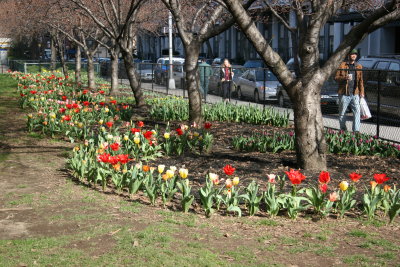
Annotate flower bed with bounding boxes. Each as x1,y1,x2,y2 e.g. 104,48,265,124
9,70,400,223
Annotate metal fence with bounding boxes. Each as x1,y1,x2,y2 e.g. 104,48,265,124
101,62,399,143
4,59,400,143
8,60,101,74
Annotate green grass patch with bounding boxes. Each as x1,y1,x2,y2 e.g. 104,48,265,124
255,219,279,227
343,254,371,265
0,74,18,97
27,132,45,139
7,193,34,206
0,152,10,162
348,229,369,238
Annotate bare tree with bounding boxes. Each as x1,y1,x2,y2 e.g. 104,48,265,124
222,0,400,169
161,0,256,124
67,0,163,104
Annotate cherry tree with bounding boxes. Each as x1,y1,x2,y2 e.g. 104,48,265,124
222,0,400,169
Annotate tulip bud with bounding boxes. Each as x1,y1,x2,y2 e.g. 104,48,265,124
158,165,165,174
134,137,140,144
339,181,349,191
225,179,233,189
179,168,189,179
166,169,174,179
384,185,391,192
370,181,378,190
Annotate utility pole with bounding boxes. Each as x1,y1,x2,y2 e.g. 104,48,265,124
168,11,175,90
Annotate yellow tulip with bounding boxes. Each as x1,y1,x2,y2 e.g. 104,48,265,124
339,181,349,191
49,112,56,119
232,177,240,186
99,119,104,125
166,169,174,179
193,131,199,137
158,165,165,174
164,132,170,139
179,168,189,179
123,135,129,141
134,137,140,144
77,122,83,128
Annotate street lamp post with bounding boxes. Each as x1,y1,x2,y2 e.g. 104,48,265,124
168,11,176,90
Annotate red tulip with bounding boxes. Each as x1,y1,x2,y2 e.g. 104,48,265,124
349,172,362,182
62,95,67,101
373,173,390,184
285,169,306,185
319,183,328,193
117,154,130,164
223,164,235,176
97,153,111,163
318,171,330,184
204,122,212,129
110,143,120,151
83,101,90,106
143,131,153,140
131,128,140,134
137,121,144,127
110,100,117,105
176,128,183,136
106,121,113,128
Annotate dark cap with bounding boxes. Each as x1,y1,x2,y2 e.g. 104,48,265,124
349,49,358,55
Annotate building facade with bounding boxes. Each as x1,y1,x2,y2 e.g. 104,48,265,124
137,10,400,64
0,37,11,64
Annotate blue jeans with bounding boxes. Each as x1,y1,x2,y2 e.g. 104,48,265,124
338,94,360,132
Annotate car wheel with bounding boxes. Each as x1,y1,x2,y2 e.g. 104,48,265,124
254,90,260,103
237,87,242,100
278,93,285,107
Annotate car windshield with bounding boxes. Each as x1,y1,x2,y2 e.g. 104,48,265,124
255,70,278,81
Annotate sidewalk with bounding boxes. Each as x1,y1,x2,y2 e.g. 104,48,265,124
119,79,400,143
0,64,9,74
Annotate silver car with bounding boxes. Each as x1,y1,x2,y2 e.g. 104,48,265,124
236,69,280,103
137,64,154,82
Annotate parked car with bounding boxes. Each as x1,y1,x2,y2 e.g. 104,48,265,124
276,77,339,110
235,69,280,103
172,63,185,88
357,55,400,122
154,57,185,85
208,65,244,97
136,63,154,82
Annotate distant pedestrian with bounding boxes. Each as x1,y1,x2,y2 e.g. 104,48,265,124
199,58,212,98
335,49,365,133
220,59,234,102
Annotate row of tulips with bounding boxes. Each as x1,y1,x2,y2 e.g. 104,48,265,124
69,142,400,222
11,71,213,156
147,95,290,127
232,129,400,158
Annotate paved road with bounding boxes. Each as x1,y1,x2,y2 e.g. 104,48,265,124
121,79,400,143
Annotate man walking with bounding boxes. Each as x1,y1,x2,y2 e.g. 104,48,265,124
335,49,365,133
199,58,212,98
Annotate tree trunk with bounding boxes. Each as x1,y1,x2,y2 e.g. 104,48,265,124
109,46,120,95
57,43,68,77
292,81,327,170
86,53,96,89
184,44,203,125
50,36,57,71
75,46,81,86
121,50,146,107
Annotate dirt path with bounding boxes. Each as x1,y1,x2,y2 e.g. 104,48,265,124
1,78,400,266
